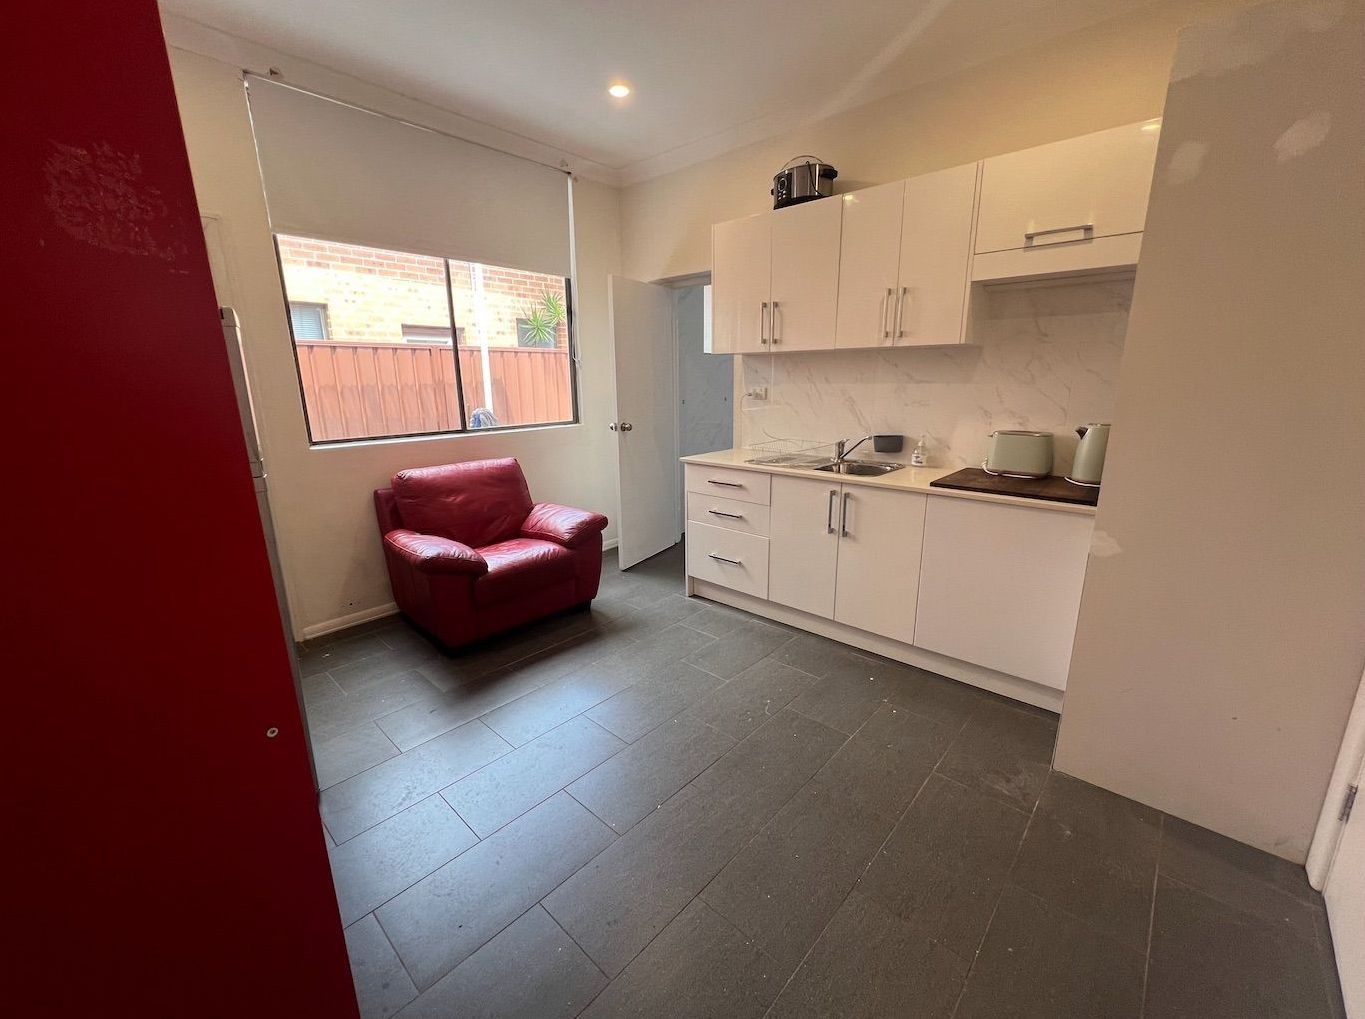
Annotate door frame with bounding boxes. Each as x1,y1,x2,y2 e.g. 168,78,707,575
1308,665,1365,889
1304,665,1365,889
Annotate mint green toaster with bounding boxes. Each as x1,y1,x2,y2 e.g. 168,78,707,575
983,430,1054,478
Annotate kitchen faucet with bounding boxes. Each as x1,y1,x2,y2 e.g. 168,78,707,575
834,435,874,461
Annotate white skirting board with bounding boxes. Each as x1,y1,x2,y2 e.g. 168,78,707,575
300,602,399,641
688,578,1064,714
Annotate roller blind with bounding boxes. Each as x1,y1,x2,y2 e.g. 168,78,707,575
246,77,571,276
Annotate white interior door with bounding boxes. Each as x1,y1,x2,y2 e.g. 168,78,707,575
1327,751,1365,1017
609,275,679,569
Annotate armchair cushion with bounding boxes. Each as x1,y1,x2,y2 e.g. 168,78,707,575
521,503,609,549
384,530,488,577
474,538,575,606
392,458,533,549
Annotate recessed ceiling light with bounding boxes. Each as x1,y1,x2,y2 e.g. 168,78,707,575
608,83,631,99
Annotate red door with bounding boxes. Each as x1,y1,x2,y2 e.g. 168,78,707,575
6,2,358,1015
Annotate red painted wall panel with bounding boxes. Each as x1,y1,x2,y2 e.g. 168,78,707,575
5,2,359,1015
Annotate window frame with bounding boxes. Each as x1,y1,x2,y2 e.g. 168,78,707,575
288,301,330,340
273,234,580,446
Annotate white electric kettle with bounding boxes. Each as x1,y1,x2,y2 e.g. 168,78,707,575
1067,423,1110,486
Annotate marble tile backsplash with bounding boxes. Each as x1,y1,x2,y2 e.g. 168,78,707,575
736,278,1130,475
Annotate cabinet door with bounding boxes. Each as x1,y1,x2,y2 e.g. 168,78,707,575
974,121,1161,255
833,487,926,644
896,163,978,346
768,475,840,617
914,498,1093,690
834,182,902,349
770,198,841,351
712,214,771,353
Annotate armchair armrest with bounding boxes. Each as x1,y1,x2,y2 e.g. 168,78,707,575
383,529,488,577
520,503,608,548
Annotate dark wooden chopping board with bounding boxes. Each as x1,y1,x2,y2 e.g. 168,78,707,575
930,467,1099,507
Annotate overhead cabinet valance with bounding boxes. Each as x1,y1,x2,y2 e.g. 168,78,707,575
710,120,1160,353
246,77,572,276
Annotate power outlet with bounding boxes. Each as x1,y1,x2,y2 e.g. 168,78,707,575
744,386,769,401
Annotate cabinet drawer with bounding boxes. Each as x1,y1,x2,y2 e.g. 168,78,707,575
686,491,770,537
685,522,769,599
684,465,771,505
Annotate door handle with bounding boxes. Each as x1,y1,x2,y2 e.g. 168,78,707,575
707,479,742,488
771,301,781,345
608,422,617,431
882,288,893,339
759,302,769,346
840,491,851,537
707,509,744,519
1024,223,1094,245
826,489,837,534
707,553,742,565
619,422,633,431
895,286,909,339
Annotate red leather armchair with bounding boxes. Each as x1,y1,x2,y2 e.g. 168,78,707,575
374,458,608,650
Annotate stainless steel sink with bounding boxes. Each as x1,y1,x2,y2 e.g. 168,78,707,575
812,460,906,476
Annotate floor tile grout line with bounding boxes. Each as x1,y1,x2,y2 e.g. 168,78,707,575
570,715,860,991
368,906,423,1000
760,759,943,1018
1140,813,1165,1018
542,901,615,990
949,764,1047,1019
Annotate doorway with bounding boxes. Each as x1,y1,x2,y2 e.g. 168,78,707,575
675,283,733,530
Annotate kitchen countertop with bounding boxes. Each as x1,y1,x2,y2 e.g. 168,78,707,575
681,448,1098,516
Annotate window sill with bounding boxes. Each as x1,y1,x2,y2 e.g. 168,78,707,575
307,419,581,452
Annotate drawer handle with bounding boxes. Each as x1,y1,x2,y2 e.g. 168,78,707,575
707,509,745,519
707,480,742,488
1024,223,1094,245
707,553,743,566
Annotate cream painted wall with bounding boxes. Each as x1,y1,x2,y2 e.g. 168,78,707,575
1054,0,1365,863
167,46,622,639
619,0,1257,284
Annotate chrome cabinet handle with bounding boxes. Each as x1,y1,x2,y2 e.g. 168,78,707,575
619,422,633,431
1024,223,1095,244
895,286,909,339
759,302,769,345
771,301,781,345
840,491,851,537
881,287,894,339
707,509,744,519
707,553,742,565
826,489,837,534
707,479,742,488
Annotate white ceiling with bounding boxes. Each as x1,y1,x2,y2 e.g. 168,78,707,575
161,0,1161,183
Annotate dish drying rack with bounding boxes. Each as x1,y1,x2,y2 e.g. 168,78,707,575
743,438,834,468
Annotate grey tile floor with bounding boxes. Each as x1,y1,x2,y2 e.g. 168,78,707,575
301,544,1347,1019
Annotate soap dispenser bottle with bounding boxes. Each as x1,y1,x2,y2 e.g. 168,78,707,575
910,435,929,468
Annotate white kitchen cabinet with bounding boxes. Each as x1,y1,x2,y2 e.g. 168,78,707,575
834,165,978,349
769,199,842,351
896,163,979,346
768,475,926,642
972,121,1160,281
834,181,903,349
685,521,770,599
711,213,771,353
914,498,1093,691
833,486,926,644
767,475,840,617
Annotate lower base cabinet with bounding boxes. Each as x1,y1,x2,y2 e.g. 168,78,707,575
767,475,925,643
913,497,1093,691
833,485,925,644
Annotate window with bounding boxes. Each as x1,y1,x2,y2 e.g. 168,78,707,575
402,325,456,345
289,302,328,340
275,234,577,443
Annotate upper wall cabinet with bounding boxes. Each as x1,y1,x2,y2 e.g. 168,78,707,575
971,120,1161,282
711,213,770,354
711,199,840,353
835,163,979,348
